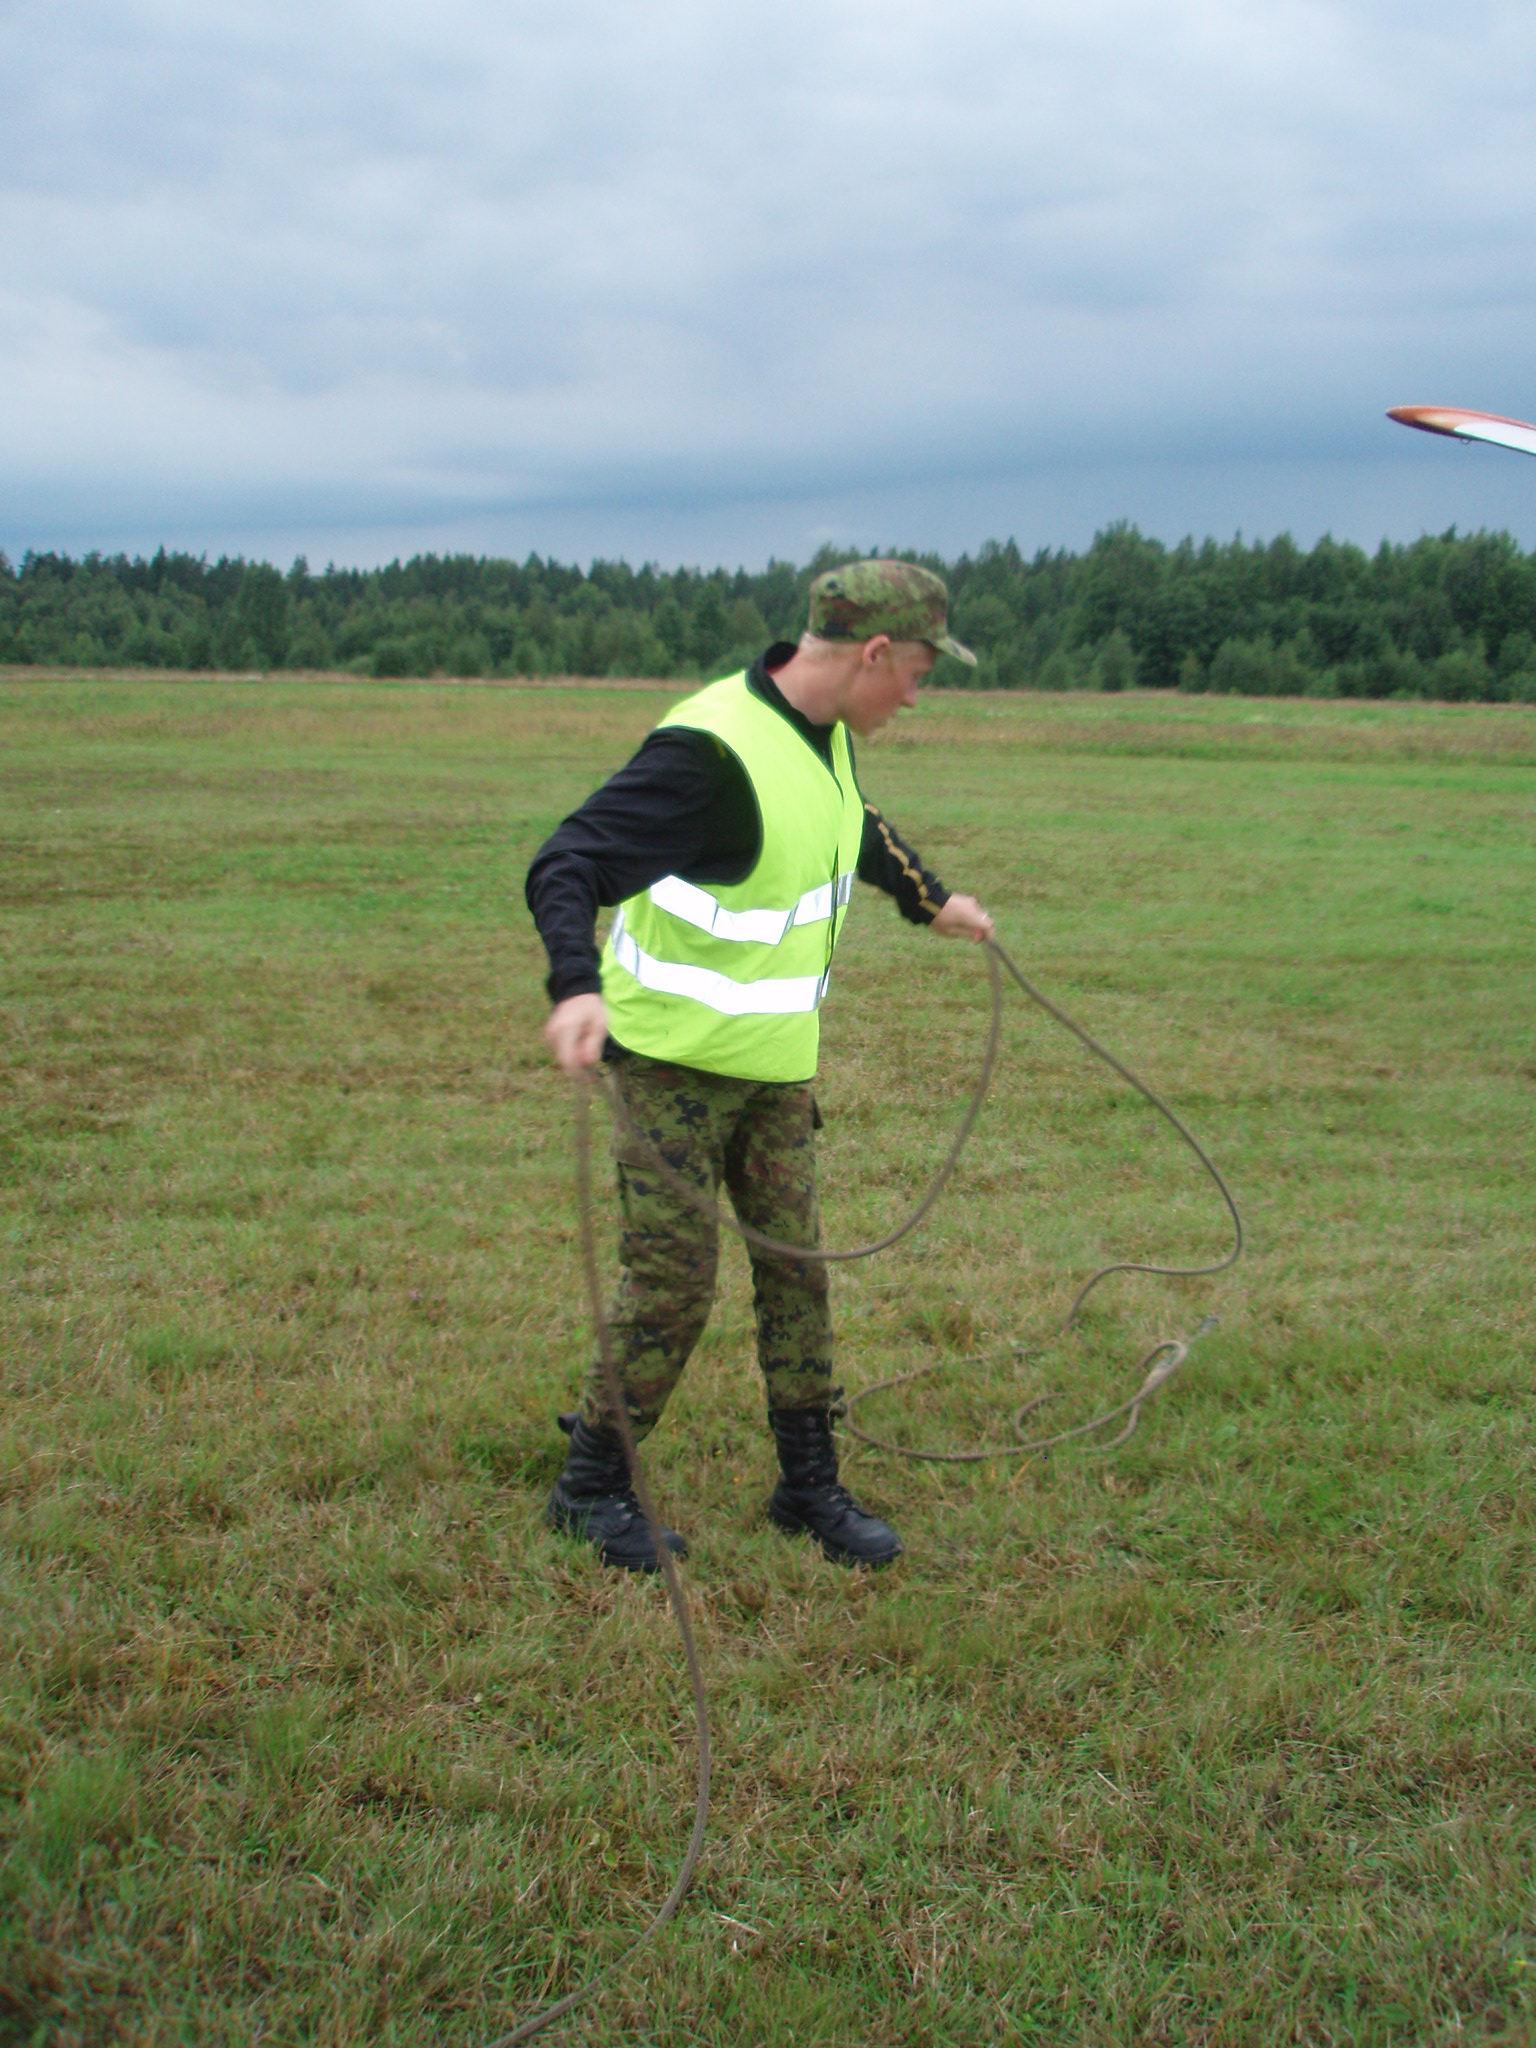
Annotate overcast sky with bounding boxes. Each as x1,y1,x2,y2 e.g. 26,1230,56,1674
5,0,1536,569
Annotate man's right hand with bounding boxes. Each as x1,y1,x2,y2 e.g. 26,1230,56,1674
544,992,609,1075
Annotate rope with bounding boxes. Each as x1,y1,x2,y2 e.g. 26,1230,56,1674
841,1316,1220,1464
595,938,1005,1265
495,935,1242,2042
840,939,1242,1461
486,1079,711,2048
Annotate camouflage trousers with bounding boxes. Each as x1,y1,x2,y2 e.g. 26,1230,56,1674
578,1052,832,1440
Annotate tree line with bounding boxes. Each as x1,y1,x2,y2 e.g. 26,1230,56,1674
5,524,1536,701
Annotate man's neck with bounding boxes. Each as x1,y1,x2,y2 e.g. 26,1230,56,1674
768,644,854,728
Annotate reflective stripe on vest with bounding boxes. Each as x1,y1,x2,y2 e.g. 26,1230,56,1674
647,870,854,947
610,908,831,1015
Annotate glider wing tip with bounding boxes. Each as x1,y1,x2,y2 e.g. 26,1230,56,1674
1389,405,1456,436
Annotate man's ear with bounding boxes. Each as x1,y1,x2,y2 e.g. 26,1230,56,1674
859,634,892,666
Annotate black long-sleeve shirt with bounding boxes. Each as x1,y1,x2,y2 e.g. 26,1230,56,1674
526,644,950,1003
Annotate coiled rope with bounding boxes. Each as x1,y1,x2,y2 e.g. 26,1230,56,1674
492,934,1241,2044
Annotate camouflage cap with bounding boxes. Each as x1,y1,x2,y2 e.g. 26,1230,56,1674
808,559,976,664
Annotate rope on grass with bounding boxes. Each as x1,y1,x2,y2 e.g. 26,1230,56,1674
487,1078,710,2048
840,940,1242,1462
841,1315,1221,1464
495,935,1242,2043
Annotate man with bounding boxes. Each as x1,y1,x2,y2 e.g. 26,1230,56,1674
526,560,995,1572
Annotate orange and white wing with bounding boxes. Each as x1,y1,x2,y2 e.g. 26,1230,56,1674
1389,405,1536,458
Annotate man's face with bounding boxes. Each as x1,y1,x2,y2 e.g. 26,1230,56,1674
842,639,937,735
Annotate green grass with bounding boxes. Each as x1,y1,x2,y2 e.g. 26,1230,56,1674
2,672,1534,2046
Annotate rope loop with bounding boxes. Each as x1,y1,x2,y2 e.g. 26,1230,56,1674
495,937,1241,2044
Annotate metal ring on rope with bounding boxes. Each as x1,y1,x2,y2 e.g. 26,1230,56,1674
493,935,1242,2044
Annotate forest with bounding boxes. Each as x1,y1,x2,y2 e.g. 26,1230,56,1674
5,524,1536,701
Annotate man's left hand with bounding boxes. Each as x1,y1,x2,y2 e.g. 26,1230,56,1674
930,894,995,942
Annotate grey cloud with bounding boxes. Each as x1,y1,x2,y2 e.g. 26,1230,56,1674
4,0,1536,562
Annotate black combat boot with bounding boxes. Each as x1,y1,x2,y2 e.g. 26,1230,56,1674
545,1415,688,1574
766,1403,903,1568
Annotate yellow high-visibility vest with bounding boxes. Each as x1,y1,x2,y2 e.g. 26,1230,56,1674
600,672,866,1082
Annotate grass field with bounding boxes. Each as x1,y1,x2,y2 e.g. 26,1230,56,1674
2,671,1534,2046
